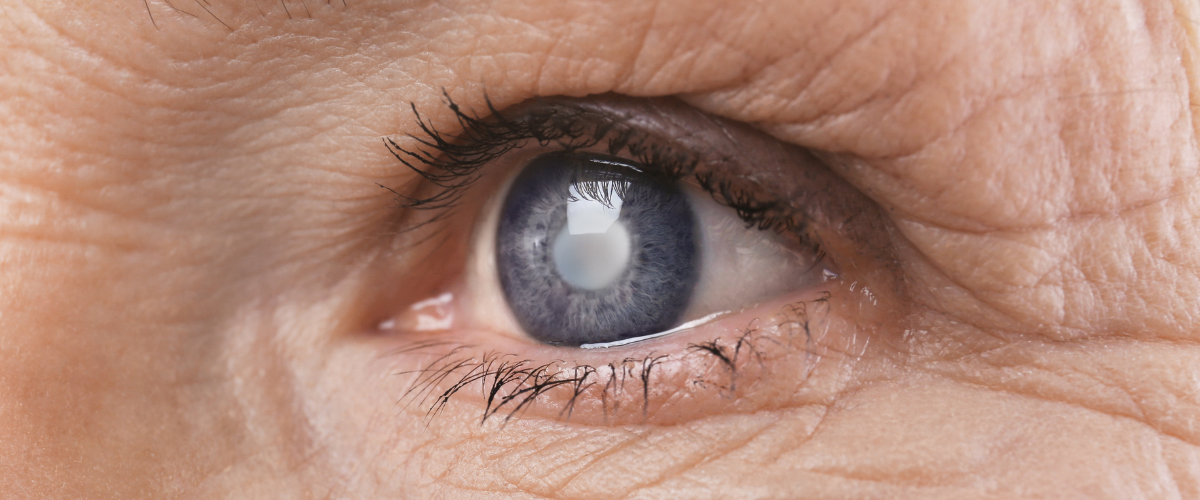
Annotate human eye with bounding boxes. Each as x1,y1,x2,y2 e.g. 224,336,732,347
371,95,893,426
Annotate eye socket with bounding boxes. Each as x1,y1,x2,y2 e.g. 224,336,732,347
373,95,893,425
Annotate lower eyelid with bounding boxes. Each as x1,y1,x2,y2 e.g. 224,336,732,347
382,287,871,427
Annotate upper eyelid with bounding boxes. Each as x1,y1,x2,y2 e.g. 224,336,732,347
381,93,891,265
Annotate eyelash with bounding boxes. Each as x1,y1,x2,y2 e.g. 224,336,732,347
391,292,831,426
381,93,823,258
380,94,836,424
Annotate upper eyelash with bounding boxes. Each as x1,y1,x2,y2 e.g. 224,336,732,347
381,92,825,258
381,93,655,213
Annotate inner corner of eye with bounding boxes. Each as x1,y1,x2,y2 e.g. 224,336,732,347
476,151,822,349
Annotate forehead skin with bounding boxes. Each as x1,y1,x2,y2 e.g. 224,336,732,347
2,0,1200,498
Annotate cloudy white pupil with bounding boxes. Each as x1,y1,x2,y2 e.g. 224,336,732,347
553,182,632,290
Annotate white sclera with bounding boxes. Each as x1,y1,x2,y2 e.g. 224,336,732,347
554,182,632,290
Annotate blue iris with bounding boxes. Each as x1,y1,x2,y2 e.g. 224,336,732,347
496,153,698,346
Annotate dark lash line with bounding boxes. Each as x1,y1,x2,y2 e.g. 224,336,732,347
392,295,830,426
380,92,824,252
397,347,669,426
381,93,597,211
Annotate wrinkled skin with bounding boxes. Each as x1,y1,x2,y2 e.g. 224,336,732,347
3,0,1200,498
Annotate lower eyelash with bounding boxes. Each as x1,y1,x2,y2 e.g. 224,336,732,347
390,292,833,426
403,349,670,424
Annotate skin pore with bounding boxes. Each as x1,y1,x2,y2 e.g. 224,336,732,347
3,0,1200,498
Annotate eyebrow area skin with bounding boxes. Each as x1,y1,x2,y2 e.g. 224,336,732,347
2,0,1200,498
